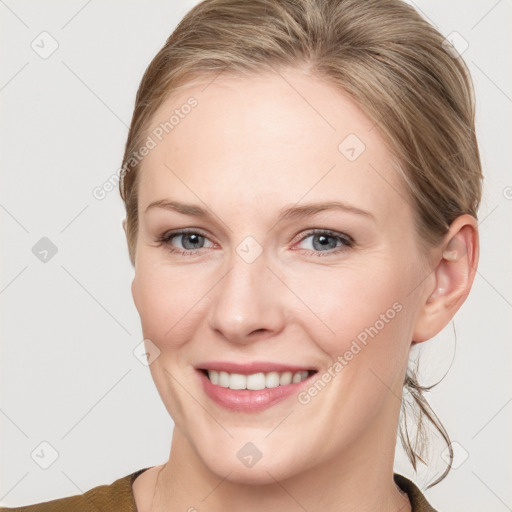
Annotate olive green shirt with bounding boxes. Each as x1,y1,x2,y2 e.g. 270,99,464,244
0,469,437,511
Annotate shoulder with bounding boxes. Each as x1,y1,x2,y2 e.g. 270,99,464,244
394,473,438,512
1,470,436,511
0,468,150,512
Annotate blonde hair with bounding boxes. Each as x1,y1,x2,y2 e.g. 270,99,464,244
119,0,482,485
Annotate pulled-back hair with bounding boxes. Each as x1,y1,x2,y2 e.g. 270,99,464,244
119,0,482,485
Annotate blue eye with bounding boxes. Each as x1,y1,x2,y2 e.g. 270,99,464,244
296,230,354,255
156,228,354,257
174,233,206,250
157,230,214,255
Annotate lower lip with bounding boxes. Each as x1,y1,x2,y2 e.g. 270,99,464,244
197,370,314,412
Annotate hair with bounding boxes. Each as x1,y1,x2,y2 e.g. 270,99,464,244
119,0,482,486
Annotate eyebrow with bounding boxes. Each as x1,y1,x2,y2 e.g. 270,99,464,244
145,199,375,221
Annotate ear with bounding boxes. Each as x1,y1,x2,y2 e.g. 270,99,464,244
122,218,127,236
412,214,479,343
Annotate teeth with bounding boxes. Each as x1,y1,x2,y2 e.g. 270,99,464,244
265,371,280,389
247,372,266,390
229,373,246,390
279,371,292,385
206,369,311,390
218,371,230,387
209,370,219,385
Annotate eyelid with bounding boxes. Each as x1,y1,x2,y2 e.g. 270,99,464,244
291,228,354,246
156,228,216,251
161,227,211,239
156,227,355,256
290,228,355,256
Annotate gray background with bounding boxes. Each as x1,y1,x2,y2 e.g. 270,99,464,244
1,1,511,509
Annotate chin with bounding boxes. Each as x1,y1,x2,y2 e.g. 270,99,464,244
209,458,300,486
194,437,311,486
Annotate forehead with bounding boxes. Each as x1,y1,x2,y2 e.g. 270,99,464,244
137,69,413,225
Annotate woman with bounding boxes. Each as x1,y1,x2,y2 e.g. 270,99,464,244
1,0,482,510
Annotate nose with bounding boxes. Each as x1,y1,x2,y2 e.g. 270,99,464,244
207,254,286,345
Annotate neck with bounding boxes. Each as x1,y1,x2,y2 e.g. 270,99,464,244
152,418,410,512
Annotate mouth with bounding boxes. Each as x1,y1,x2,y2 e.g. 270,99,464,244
195,362,318,412
199,368,317,390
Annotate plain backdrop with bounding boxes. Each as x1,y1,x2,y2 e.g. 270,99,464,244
1,0,511,510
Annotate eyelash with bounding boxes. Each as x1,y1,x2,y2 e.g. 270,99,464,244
156,228,355,258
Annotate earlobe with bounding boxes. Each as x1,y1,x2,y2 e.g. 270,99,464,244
122,218,127,235
413,214,479,343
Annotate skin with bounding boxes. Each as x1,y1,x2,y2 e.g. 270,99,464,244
126,68,478,511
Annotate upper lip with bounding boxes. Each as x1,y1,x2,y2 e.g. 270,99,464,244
195,361,318,374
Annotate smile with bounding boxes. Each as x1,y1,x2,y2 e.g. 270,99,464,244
195,362,318,412
203,369,314,390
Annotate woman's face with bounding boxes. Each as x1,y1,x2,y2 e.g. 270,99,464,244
131,69,433,483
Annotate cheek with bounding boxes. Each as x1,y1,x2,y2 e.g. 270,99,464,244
300,266,407,343
131,262,211,348
297,265,415,396
295,271,414,432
